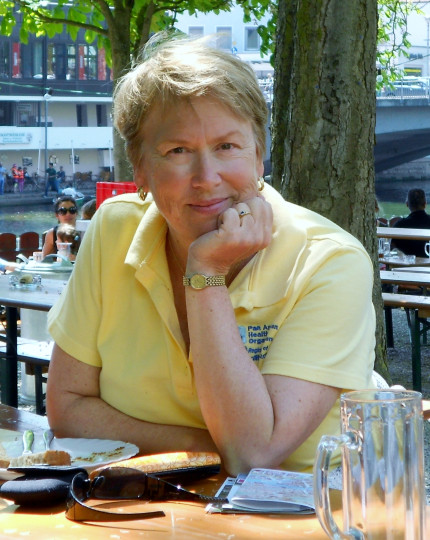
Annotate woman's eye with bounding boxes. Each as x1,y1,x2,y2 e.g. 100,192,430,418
171,147,185,154
220,143,233,150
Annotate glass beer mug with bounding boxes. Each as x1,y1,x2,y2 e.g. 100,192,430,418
314,389,426,539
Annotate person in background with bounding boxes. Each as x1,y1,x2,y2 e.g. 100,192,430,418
44,162,59,197
0,258,18,273
57,165,66,186
0,162,6,195
42,195,78,258
11,164,19,192
392,188,430,257
46,35,375,476
81,198,97,220
23,167,31,186
16,166,25,193
56,223,81,261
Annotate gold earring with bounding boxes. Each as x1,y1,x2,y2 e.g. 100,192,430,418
137,187,148,201
257,177,265,191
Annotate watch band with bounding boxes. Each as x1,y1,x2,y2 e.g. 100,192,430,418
183,273,226,289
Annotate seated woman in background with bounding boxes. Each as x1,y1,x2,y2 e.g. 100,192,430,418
56,223,81,261
46,35,375,476
42,195,79,258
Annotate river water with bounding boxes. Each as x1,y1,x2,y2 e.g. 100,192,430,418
0,178,427,236
0,204,55,237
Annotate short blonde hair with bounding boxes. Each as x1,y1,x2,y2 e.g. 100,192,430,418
113,34,268,169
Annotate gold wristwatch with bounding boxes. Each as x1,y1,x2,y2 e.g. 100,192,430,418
183,273,226,290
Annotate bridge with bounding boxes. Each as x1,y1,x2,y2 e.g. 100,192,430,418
375,97,430,172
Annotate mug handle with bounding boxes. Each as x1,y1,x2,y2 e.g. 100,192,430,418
313,432,363,540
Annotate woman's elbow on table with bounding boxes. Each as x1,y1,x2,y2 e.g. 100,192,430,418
46,343,101,436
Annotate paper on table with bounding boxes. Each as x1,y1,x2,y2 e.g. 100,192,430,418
206,468,316,514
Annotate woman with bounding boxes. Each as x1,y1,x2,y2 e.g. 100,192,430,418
46,36,375,475
41,195,79,258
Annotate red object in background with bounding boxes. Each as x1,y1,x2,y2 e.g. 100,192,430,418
96,182,137,208
12,43,20,78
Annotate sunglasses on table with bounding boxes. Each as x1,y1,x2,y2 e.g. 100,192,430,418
57,206,78,215
66,466,227,522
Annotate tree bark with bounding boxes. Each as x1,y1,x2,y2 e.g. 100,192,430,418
108,7,134,183
272,0,389,379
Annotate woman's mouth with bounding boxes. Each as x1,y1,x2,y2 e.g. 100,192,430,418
189,198,228,215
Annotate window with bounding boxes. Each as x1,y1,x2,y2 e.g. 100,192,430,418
20,41,44,79
189,26,204,37
0,102,13,126
78,45,97,80
96,104,107,127
216,27,232,50
77,104,88,127
67,45,76,79
245,28,260,51
0,42,9,78
47,43,56,79
32,42,43,78
16,102,38,127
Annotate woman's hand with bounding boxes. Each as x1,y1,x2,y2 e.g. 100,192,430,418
187,195,273,275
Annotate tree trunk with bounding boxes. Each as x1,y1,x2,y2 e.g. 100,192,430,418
272,0,389,380
109,10,135,183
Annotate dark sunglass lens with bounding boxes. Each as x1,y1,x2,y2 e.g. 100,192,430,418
57,207,78,215
92,468,148,499
71,472,90,500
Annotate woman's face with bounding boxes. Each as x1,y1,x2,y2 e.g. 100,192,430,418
55,201,78,226
135,95,264,246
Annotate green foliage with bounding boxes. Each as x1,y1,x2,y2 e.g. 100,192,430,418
255,1,422,87
377,0,422,86
1,0,270,71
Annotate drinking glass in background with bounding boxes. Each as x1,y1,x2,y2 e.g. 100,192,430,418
56,242,72,261
401,254,416,264
378,238,391,257
425,241,430,258
32,251,43,263
313,389,426,540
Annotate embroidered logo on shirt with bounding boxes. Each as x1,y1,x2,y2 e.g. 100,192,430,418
238,324,279,362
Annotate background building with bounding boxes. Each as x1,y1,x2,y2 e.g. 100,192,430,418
0,11,113,182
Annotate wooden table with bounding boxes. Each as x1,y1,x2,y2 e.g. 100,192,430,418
0,405,336,539
380,270,430,290
1,405,429,539
0,274,65,407
379,256,430,269
377,227,430,240
393,266,430,273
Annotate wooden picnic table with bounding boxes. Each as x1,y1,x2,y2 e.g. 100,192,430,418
0,404,429,539
379,256,430,269
380,270,430,289
0,405,335,539
377,226,430,240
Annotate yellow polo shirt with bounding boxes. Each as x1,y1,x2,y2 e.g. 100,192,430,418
48,184,375,472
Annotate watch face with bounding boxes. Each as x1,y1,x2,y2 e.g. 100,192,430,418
190,274,207,289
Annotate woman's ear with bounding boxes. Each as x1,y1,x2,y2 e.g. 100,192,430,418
134,167,150,193
257,157,264,179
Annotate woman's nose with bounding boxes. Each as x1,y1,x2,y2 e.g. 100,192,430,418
190,152,221,187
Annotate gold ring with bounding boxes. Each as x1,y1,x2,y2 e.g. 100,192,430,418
239,210,251,219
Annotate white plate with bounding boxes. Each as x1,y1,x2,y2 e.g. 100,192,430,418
0,430,138,478
51,438,139,470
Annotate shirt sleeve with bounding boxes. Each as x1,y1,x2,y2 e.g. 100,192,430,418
261,245,375,390
48,212,103,367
